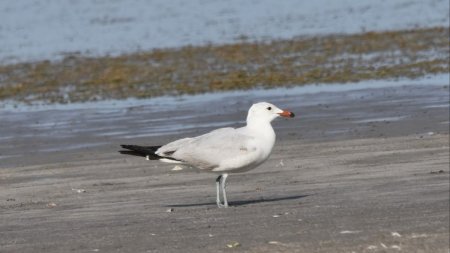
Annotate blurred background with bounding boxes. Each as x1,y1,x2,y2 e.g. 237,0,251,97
0,0,448,105
0,0,448,163
1,0,448,64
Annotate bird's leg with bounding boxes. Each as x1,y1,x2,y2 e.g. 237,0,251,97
215,175,223,207
220,173,229,208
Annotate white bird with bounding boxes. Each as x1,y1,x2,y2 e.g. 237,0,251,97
119,102,295,208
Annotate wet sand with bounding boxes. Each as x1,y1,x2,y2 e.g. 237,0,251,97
0,82,449,252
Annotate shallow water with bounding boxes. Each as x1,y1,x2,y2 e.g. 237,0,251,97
0,75,448,167
0,0,448,64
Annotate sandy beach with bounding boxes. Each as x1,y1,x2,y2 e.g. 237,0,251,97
1,1,449,252
1,80,448,252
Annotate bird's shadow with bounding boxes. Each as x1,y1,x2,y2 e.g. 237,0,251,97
167,194,309,208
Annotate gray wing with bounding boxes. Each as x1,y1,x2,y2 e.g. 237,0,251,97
156,127,256,170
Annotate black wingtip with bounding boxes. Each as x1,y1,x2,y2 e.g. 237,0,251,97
119,144,166,160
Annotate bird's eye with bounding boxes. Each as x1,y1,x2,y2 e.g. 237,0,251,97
267,106,272,110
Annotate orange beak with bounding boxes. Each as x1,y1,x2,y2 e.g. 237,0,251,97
278,110,295,118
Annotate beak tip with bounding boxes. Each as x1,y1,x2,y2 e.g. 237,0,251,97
278,110,295,118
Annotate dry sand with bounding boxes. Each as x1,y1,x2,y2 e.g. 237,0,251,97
0,83,448,252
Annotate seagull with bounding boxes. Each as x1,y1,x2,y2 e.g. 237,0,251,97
119,102,295,208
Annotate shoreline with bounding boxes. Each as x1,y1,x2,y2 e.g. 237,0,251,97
1,81,448,168
1,73,448,111
1,27,448,104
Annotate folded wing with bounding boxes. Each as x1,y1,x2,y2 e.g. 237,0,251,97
156,127,259,171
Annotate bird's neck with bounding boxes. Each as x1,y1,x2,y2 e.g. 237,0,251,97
246,119,276,141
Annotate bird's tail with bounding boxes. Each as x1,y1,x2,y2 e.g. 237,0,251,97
119,144,182,163
119,145,162,159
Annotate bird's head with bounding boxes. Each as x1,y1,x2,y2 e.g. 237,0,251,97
246,102,295,125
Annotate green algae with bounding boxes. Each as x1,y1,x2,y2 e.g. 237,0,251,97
0,27,448,104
